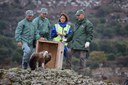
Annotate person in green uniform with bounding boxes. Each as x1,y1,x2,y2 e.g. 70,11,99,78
33,8,51,40
15,10,40,69
67,9,93,72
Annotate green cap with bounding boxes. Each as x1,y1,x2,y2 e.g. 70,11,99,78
40,8,48,14
75,9,85,16
25,10,34,16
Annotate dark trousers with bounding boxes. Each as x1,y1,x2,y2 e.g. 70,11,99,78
67,49,87,70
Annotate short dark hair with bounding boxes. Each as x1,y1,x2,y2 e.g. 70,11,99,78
59,13,69,22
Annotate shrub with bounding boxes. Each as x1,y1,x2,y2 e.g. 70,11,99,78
88,51,107,69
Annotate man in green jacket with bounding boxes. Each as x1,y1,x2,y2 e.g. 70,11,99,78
67,9,93,72
15,10,40,69
33,8,51,40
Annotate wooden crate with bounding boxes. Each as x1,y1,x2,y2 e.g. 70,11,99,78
36,40,64,69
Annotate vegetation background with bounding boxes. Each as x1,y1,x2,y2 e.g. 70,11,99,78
0,0,128,70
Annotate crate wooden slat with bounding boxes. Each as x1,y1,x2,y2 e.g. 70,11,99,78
36,40,64,69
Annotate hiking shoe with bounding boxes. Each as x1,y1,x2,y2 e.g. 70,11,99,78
22,62,28,69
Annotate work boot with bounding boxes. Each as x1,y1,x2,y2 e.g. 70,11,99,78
78,67,91,76
22,62,28,69
77,67,85,75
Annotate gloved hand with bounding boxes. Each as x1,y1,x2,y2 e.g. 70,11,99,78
62,37,67,42
85,42,90,48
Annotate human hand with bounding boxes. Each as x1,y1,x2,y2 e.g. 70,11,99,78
57,33,65,36
40,37,45,40
62,37,67,42
85,42,90,48
17,42,22,48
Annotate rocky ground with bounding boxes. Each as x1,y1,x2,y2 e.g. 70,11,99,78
0,68,119,85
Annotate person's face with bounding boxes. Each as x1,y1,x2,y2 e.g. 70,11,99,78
60,15,66,23
76,14,85,20
26,15,33,21
40,13,47,18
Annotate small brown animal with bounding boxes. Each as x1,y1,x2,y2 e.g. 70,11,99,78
29,51,51,70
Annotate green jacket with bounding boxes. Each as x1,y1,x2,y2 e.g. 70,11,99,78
67,18,93,50
15,18,40,44
33,17,51,40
